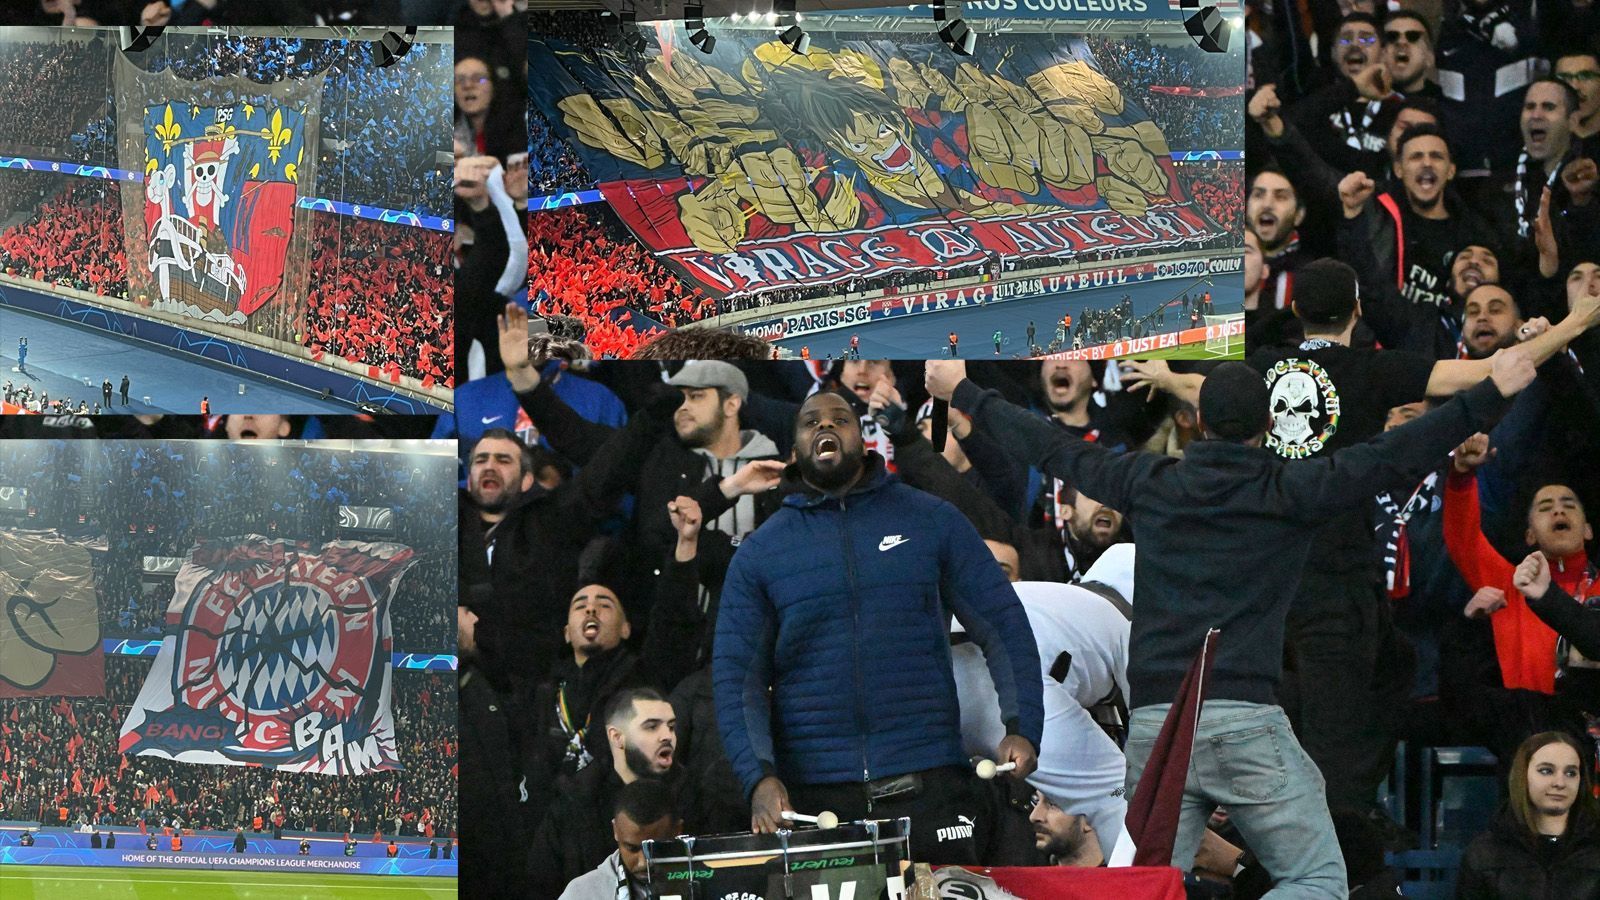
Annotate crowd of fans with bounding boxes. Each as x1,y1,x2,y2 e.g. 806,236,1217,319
529,108,594,198
0,176,453,390
465,278,1600,898
523,193,1237,361
0,177,126,298
528,205,703,359
0,663,457,838
1245,1,1600,353
1086,34,1244,152
452,3,530,386
515,18,1245,366
923,0,1600,893
1183,161,1245,236
0,39,109,157
304,214,454,389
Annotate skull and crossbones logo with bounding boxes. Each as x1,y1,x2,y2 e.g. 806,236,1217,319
1264,359,1340,458
1269,371,1319,447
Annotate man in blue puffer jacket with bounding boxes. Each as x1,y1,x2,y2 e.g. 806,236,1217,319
714,389,1045,865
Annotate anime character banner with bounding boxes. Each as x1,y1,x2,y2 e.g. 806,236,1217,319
118,538,414,775
529,30,1223,298
116,56,320,329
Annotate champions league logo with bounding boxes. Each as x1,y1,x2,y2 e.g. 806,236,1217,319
119,539,415,774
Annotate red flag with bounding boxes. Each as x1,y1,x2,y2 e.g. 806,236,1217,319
72,770,83,795
138,819,147,835
165,787,177,804
372,830,381,843
392,784,400,804
229,181,297,316
67,706,77,728
1126,628,1219,869
117,755,129,778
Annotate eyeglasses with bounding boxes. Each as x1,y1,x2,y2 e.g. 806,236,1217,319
1384,29,1425,44
454,76,490,87
1337,34,1379,46
1556,70,1600,83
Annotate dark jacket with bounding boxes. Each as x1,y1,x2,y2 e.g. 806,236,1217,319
525,581,705,791
951,377,1512,709
669,667,750,835
519,382,783,617
1456,804,1600,900
458,396,661,683
527,761,691,899
713,453,1044,796
1338,190,1496,313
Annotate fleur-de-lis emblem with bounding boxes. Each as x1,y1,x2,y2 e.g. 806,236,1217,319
284,145,302,183
266,109,292,164
249,163,260,179
243,103,255,121
154,104,182,155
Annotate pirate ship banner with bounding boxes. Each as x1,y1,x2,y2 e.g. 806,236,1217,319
115,55,320,332
528,31,1221,299
118,537,415,775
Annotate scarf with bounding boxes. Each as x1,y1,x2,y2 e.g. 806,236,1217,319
1514,150,1563,238
1376,472,1439,599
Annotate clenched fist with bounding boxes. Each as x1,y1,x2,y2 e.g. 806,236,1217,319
1247,85,1284,138
1338,171,1376,218
1512,551,1551,600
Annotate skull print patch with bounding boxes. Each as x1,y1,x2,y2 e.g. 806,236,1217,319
1263,358,1340,458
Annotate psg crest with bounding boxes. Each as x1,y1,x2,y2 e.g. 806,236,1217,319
119,537,416,774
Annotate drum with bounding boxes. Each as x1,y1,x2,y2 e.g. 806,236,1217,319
641,817,911,900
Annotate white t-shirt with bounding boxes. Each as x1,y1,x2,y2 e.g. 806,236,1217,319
951,579,1132,860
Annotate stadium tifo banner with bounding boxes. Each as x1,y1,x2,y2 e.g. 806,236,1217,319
0,530,105,698
735,255,1242,341
118,537,415,774
529,32,1227,298
115,56,321,337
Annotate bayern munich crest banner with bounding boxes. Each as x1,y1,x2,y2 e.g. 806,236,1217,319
529,30,1223,299
118,537,415,774
0,530,105,698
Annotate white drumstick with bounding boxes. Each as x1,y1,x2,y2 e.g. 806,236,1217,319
781,810,840,829
974,759,1017,780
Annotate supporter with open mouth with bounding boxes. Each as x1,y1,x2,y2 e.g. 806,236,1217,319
1381,13,1439,99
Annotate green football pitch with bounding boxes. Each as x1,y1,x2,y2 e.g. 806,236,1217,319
1135,331,1243,359
0,866,456,899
